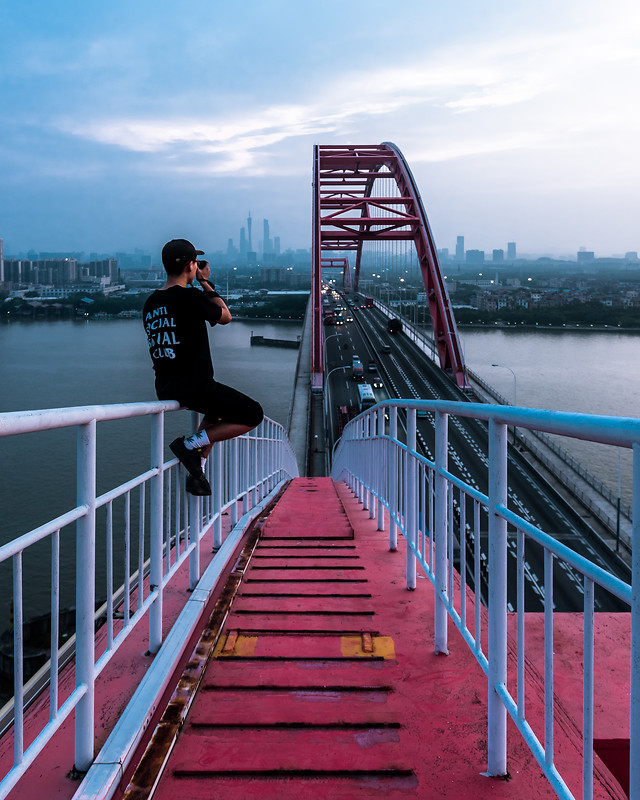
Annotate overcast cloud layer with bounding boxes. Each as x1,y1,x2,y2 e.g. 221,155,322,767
1,0,638,258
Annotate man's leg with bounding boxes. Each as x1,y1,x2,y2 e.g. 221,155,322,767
197,419,256,459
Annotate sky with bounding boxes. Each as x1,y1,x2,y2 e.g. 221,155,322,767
1,0,639,260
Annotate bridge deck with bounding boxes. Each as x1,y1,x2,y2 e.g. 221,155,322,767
117,478,627,800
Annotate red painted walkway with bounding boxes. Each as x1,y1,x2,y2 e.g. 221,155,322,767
115,478,628,799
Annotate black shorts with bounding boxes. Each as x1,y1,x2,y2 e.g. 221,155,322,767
177,381,264,428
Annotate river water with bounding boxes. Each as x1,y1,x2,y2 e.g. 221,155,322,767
460,326,639,506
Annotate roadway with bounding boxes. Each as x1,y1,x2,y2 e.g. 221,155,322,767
323,290,630,613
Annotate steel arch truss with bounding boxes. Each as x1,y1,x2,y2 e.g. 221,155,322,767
321,257,353,291
312,142,468,389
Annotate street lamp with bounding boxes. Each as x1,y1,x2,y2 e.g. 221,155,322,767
324,364,350,457
491,363,517,444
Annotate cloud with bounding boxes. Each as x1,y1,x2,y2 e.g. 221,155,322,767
50,16,640,180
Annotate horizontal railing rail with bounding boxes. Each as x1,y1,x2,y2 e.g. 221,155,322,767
0,401,299,799
331,398,640,800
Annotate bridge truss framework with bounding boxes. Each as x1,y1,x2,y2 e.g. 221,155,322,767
312,142,468,390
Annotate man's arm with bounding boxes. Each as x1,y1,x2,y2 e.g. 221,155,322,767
195,262,232,325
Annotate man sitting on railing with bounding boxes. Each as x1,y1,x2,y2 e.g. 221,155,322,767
143,239,264,496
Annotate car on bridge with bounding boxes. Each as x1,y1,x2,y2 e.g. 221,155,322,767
370,373,383,388
352,357,364,381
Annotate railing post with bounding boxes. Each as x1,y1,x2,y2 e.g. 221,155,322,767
368,412,376,519
252,426,259,506
229,438,240,527
242,434,249,514
214,442,223,549
75,419,96,772
487,418,508,776
189,495,200,590
631,442,640,799
362,414,370,513
434,410,449,654
377,407,385,531
357,418,365,506
149,412,164,654
406,408,417,590
257,421,264,501
230,437,238,525
389,407,398,550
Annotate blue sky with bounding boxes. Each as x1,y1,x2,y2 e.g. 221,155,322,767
1,0,638,259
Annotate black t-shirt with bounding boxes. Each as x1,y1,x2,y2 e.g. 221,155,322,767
143,285,222,399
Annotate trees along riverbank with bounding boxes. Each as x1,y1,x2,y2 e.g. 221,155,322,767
454,300,640,329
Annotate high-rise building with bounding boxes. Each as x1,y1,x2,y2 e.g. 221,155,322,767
247,212,253,253
493,249,504,263
239,227,247,256
465,250,485,265
274,236,281,255
263,219,271,256
507,242,516,261
455,236,464,261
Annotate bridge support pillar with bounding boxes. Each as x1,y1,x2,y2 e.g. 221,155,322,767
487,419,508,776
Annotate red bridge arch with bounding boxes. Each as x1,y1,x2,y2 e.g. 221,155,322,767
312,142,468,390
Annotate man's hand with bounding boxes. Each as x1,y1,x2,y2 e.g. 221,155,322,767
196,260,212,283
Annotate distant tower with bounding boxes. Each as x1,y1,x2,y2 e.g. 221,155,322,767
247,212,253,253
455,236,464,262
274,236,281,255
507,242,516,261
239,227,247,256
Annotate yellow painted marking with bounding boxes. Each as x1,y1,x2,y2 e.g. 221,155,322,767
232,635,258,657
222,630,238,653
341,635,395,660
213,633,258,658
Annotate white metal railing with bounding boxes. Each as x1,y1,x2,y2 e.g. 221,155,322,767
331,398,640,800
0,401,298,798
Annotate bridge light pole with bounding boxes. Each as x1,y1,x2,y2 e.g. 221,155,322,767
491,363,518,444
324,364,350,462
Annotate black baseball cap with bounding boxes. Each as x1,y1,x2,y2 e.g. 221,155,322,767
161,238,205,267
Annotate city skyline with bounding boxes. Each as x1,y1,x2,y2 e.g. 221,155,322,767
0,1,638,257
